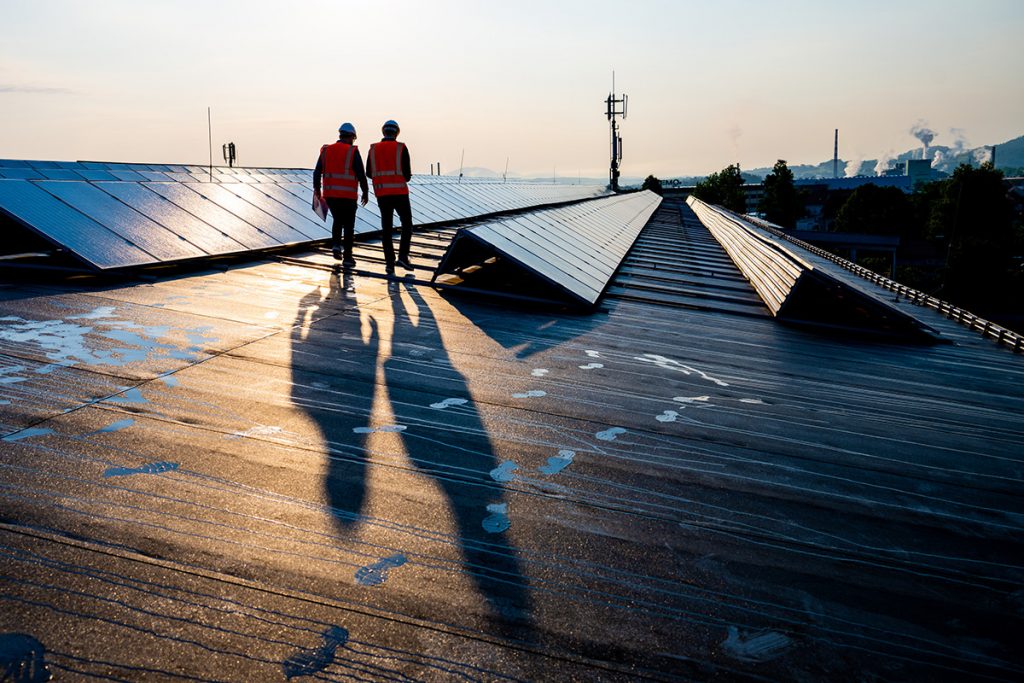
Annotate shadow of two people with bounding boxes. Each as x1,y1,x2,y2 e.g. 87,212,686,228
291,270,533,636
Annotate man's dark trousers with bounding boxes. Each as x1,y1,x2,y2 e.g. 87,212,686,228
326,198,357,259
378,194,414,265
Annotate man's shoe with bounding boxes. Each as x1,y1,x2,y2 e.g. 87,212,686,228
332,248,342,261
342,257,356,269
395,258,414,270
384,262,396,276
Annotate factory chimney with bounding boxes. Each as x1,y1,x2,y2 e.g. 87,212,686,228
833,129,839,179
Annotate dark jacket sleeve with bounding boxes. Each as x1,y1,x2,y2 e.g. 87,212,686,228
313,150,324,193
402,145,411,181
353,150,369,194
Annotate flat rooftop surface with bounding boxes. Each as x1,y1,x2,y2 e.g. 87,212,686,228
2,203,1023,681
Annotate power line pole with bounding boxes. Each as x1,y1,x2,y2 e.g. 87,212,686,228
605,72,627,191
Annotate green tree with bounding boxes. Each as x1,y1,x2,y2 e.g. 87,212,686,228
758,159,803,228
833,184,914,237
692,164,746,213
642,175,664,195
929,163,1015,308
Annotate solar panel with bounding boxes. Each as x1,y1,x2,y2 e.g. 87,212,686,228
435,191,661,305
39,169,86,180
144,182,277,250
183,183,309,244
96,182,247,255
37,180,208,261
218,182,325,241
0,168,42,180
78,170,119,181
110,170,147,182
0,179,150,268
273,184,378,235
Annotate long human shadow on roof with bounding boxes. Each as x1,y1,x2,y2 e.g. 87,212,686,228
384,280,535,637
290,270,376,530
290,271,534,639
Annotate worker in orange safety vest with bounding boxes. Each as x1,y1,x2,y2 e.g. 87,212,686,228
366,120,414,274
314,122,369,268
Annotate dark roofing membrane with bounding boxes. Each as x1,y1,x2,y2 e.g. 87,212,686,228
0,186,1022,680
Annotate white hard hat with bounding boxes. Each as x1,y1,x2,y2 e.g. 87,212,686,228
338,122,357,138
382,120,400,134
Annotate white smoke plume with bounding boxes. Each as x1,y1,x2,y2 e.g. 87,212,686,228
947,128,969,155
874,150,895,176
844,157,863,178
973,147,993,165
910,120,936,158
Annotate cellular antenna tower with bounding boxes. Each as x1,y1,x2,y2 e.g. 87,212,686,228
605,72,627,191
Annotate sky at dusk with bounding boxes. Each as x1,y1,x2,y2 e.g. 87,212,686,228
2,0,1022,178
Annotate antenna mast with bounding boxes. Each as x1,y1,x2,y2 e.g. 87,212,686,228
605,71,627,191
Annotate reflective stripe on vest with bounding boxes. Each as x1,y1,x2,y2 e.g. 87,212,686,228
322,142,359,200
368,141,408,196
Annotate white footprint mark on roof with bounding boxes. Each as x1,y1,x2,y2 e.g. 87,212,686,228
656,410,679,423
636,354,729,386
596,427,626,441
490,461,518,483
538,450,575,475
482,503,511,533
512,390,546,399
352,425,406,434
579,363,604,370
430,397,468,409
721,626,792,663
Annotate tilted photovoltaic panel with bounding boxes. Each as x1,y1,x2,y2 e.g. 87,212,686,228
435,191,662,306
0,179,151,269
218,182,326,241
144,182,279,250
277,183,379,235
182,183,309,244
36,180,209,261
96,182,248,256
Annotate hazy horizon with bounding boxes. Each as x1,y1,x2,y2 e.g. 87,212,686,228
2,0,1022,178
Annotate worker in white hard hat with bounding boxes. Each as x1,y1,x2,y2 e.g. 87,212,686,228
366,119,414,274
314,122,369,267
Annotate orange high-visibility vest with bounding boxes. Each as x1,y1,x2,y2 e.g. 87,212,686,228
368,141,408,196
321,142,359,200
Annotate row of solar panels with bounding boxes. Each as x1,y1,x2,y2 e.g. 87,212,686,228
0,158,306,184
435,190,662,305
0,161,607,271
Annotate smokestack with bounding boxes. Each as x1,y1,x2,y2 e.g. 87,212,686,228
991,146,997,167
833,129,839,179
